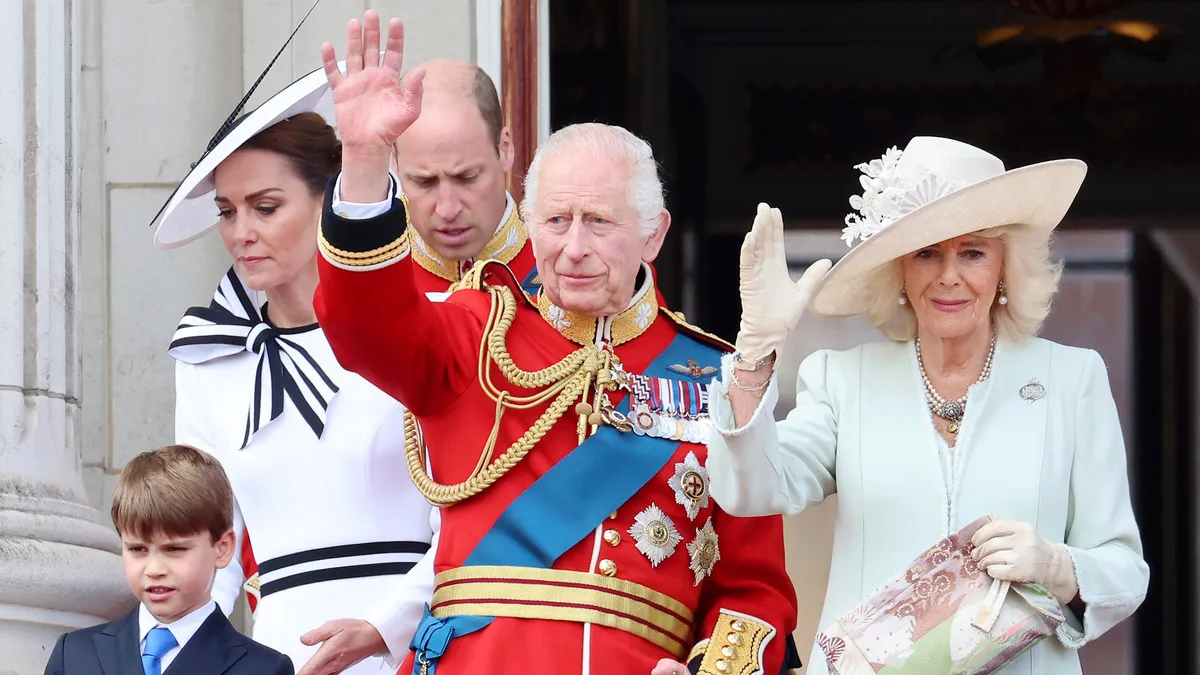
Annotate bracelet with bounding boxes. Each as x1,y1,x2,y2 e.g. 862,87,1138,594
732,351,776,372
729,369,771,398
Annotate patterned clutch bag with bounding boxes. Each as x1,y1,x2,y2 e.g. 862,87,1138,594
816,516,1065,674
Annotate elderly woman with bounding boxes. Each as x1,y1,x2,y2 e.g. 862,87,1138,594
707,136,1149,674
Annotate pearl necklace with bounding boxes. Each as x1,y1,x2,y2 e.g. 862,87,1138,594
914,334,996,434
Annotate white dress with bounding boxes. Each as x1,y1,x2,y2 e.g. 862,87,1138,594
170,269,434,672
706,338,1149,675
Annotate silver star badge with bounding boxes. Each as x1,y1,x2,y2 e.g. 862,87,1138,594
687,517,721,586
668,451,711,521
629,504,683,568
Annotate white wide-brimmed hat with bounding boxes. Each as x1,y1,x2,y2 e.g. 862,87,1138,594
810,136,1087,317
150,63,339,249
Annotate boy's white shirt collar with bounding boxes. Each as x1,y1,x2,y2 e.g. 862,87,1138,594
138,598,217,650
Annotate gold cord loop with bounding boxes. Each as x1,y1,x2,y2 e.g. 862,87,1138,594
404,284,620,507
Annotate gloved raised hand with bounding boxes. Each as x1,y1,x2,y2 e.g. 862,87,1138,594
971,519,1080,604
734,203,831,370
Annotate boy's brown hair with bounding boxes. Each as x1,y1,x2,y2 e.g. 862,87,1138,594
111,445,233,542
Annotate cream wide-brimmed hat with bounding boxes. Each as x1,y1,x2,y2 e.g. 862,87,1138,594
810,136,1087,317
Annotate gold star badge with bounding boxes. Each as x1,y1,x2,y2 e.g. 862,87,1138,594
687,517,721,586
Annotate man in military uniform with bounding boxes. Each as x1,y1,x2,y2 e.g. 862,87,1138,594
312,12,798,675
282,57,540,675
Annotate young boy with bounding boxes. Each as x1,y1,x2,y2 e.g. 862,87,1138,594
43,445,293,675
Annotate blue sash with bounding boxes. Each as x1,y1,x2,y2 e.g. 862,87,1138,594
410,332,722,674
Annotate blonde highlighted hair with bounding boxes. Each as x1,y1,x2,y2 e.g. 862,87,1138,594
111,445,233,542
864,224,1063,344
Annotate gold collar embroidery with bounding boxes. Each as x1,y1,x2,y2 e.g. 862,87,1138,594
403,192,528,283
535,264,659,347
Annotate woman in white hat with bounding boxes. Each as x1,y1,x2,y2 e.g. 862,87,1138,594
705,137,1148,674
153,68,434,673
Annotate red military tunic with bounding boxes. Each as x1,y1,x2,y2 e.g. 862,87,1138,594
315,197,797,675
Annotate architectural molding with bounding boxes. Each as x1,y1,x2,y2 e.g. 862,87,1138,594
475,0,504,95
1,1,133,672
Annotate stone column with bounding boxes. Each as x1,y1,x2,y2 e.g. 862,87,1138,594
0,1,133,672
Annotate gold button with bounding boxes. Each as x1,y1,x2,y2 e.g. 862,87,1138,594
730,619,746,632
721,646,737,659
337,211,349,218
598,559,617,577
603,529,621,546
727,633,742,646
716,660,731,673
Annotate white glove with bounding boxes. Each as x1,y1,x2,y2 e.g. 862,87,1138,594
971,519,1079,604
734,203,831,370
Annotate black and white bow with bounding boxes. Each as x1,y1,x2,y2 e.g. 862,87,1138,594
168,268,338,449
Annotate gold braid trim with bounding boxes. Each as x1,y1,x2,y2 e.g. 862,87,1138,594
404,284,618,507
317,220,411,268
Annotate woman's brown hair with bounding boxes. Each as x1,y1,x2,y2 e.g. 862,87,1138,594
239,111,342,195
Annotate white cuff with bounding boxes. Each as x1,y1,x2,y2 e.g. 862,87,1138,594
361,526,439,665
705,354,796,516
709,354,781,438
330,173,398,220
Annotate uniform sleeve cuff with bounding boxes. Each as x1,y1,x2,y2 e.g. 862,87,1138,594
318,173,411,269
331,172,397,218
696,610,776,675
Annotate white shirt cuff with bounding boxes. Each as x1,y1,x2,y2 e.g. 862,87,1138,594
361,509,441,665
330,173,398,220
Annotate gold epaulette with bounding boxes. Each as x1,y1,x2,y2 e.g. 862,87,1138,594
660,308,734,353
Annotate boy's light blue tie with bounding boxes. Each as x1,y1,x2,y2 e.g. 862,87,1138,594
142,626,177,675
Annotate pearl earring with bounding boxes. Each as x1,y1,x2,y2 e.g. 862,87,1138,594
898,286,907,305
998,281,1008,306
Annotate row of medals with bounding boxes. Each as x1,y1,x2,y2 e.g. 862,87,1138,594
626,367,711,444
594,361,712,444
630,402,710,444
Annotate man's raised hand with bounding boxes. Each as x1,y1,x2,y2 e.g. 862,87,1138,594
320,10,425,201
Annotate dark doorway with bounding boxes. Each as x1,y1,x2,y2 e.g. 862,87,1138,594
1131,234,1197,675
